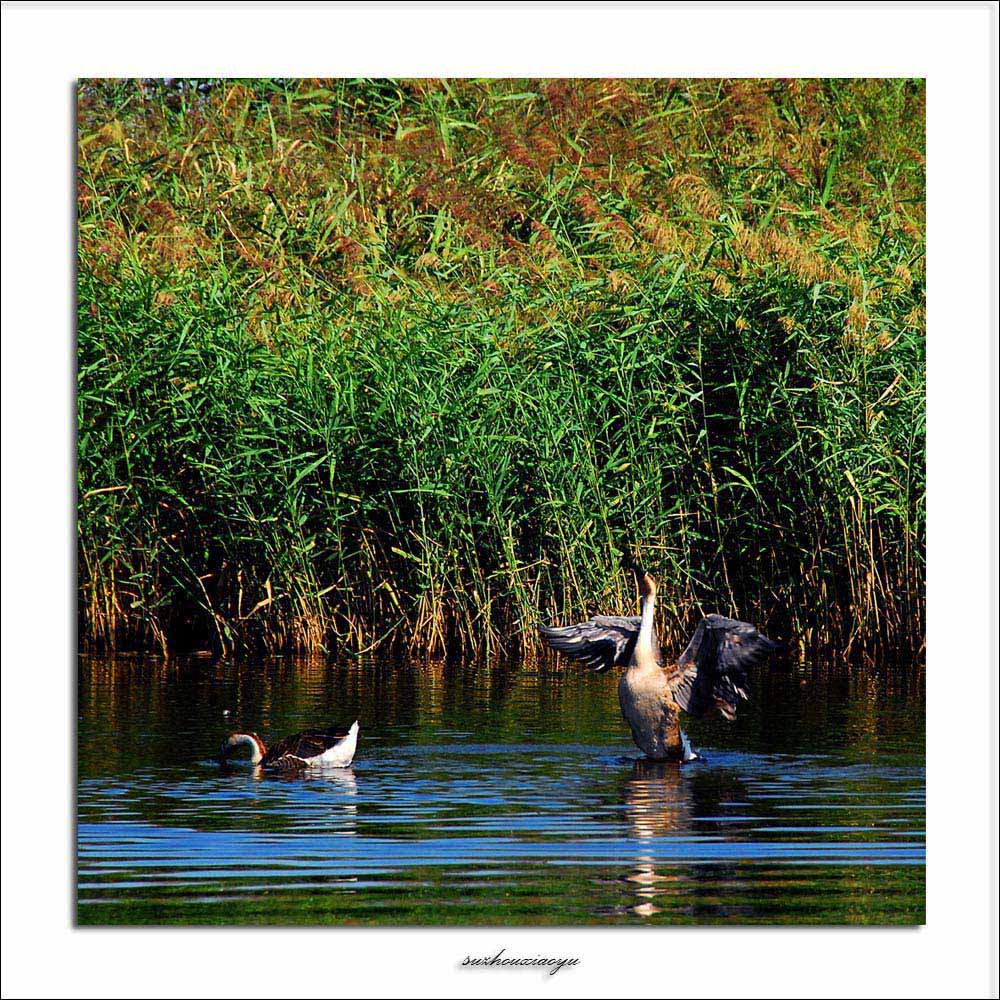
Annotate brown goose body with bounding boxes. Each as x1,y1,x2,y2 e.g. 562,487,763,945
219,721,359,769
539,566,778,761
618,656,681,760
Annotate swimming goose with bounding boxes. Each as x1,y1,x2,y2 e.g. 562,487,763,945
219,720,360,769
538,562,778,761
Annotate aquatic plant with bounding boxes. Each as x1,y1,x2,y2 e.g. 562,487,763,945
77,78,925,658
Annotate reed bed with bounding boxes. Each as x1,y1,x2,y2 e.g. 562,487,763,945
77,78,925,659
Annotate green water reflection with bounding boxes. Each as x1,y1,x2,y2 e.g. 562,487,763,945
78,655,924,925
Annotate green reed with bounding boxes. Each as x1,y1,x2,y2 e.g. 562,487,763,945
77,78,925,658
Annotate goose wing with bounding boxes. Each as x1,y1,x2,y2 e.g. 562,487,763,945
538,615,659,673
262,725,354,767
666,614,778,720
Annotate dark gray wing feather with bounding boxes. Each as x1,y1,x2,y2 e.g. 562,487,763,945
538,615,657,673
262,726,352,767
667,614,778,720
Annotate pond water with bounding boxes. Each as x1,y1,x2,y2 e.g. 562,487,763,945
78,654,924,925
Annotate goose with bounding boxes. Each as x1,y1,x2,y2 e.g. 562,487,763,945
219,720,360,770
538,561,778,761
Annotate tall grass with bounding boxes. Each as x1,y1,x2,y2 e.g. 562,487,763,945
77,79,925,659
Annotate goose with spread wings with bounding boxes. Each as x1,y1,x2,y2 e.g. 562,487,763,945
538,565,778,760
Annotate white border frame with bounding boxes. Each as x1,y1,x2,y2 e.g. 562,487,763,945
2,3,997,998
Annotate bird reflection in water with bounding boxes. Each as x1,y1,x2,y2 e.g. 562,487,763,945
622,758,692,916
621,757,753,919
253,763,358,795
220,761,361,829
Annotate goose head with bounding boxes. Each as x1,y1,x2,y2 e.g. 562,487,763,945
218,731,265,765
